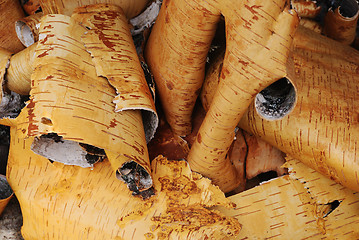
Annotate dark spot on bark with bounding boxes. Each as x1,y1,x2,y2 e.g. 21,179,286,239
197,133,202,143
166,81,174,90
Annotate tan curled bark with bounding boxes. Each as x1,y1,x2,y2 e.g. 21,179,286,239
39,0,149,19
72,4,158,142
24,14,154,194
7,125,240,239
323,0,359,45
145,0,221,135
0,0,25,53
187,0,298,192
6,43,37,95
15,12,44,47
215,157,359,239
239,26,359,192
0,174,13,217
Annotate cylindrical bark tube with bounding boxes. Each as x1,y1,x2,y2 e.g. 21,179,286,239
238,26,359,192
6,43,37,95
15,12,44,47
0,0,25,53
145,0,220,136
39,0,150,19
187,0,298,193
0,174,13,216
323,0,359,45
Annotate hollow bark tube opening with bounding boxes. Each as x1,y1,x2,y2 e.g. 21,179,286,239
0,175,13,200
255,77,296,120
338,0,359,18
15,21,35,47
118,161,153,197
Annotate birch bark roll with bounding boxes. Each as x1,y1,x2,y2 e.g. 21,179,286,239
15,12,44,47
187,0,298,193
39,0,149,19
72,3,158,143
238,26,359,192
323,0,359,45
7,126,241,239
26,14,155,194
145,0,221,136
0,0,25,53
6,43,37,95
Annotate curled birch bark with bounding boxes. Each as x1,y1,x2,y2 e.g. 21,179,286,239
5,43,37,95
21,14,156,195
7,127,241,239
323,0,359,45
15,12,44,47
145,0,221,136
238,26,359,192
39,0,150,18
0,0,25,53
0,174,13,217
215,157,359,239
187,0,298,192
72,3,158,142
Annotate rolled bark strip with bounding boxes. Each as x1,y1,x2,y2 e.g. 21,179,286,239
323,0,359,45
6,43,37,95
0,174,13,216
145,0,221,136
291,0,321,18
0,0,25,53
239,26,359,192
24,14,154,194
187,0,299,193
39,0,149,19
7,129,240,239
15,12,44,47
72,4,158,142
215,157,359,239
22,0,41,15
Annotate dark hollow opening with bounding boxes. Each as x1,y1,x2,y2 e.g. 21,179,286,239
255,78,296,120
